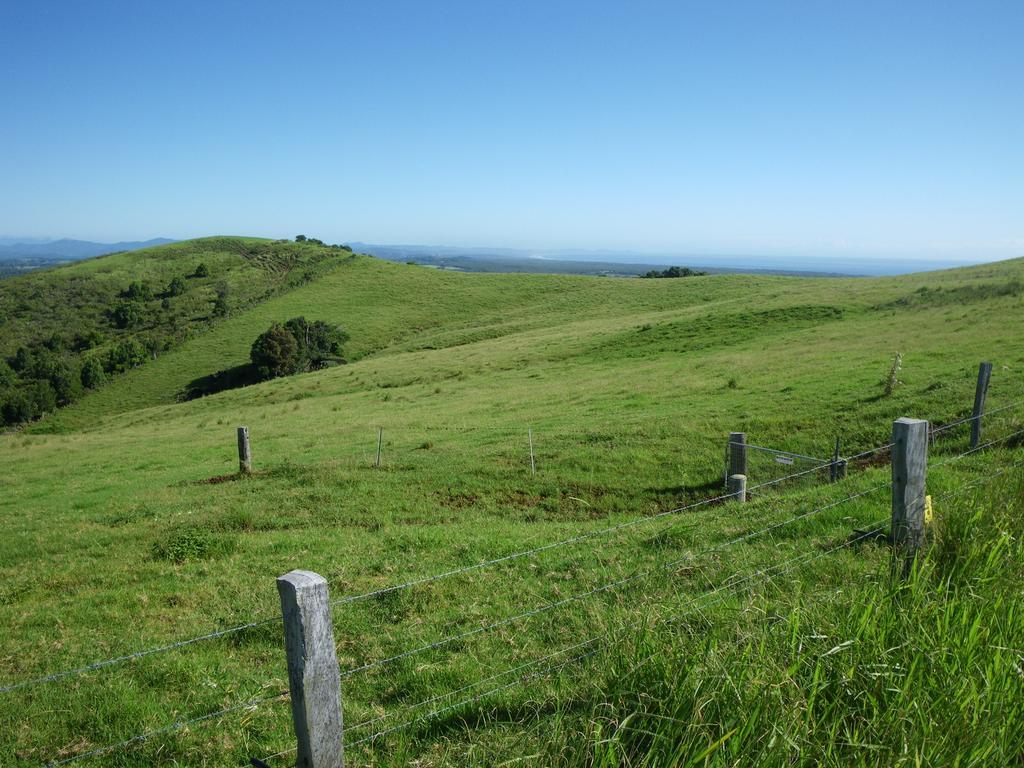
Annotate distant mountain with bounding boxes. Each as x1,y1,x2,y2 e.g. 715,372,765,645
0,237,176,262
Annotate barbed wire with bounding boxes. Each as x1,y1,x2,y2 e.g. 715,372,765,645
331,440,896,614
339,477,892,680
929,427,1024,470
48,451,1024,767
44,689,290,767
929,398,1024,436
341,516,893,753
0,615,282,696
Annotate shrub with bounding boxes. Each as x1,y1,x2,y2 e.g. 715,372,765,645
152,525,234,563
110,300,143,329
193,262,210,278
250,323,300,379
105,339,148,373
80,356,107,389
166,276,186,296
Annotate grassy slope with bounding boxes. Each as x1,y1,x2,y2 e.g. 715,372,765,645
0,237,352,358
1,253,1023,766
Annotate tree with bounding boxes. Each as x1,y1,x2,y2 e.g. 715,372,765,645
110,300,143,329
0,360,14,388
105,339,148,373
167,276,187,296
1,390,33,425
640,266,706,279
295,235,307,242
80,356,107,389
211,281,231,318
284,317,348,370
121,281,154,301
11,346,32,373
193,262,210,278
250,323,300,379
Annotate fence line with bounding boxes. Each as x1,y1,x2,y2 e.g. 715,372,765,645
44,689,290,768
929,398,1024,436
340,515,894,754
738,442,830,464
0,614,282,696
4,413,1015,700
330,441,895,613
339,478,893,681
0,441,894,699
12,399,1024,767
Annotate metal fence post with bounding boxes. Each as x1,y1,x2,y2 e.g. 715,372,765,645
277,570,344,768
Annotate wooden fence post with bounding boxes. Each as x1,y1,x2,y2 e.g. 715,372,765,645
829,436,844,482
727,473,747,503
277,570,344,768
970,362,993,449
375,427,383,468
727,432,747,484
528,428,536,476
891,417,928,575
237,427,252,474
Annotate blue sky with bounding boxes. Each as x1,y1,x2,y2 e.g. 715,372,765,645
1,1,1021,262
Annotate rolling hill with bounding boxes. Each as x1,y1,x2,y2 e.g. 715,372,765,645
0,241,1022,766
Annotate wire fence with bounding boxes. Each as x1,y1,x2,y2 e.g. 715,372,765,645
3,394,1022,767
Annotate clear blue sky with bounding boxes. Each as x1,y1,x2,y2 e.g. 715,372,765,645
1,1,1021,262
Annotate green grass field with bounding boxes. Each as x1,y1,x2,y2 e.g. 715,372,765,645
1,244,1023,766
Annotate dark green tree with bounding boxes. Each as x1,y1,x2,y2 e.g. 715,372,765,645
80,356,107,389
250,323,300,379
284,317,348,370
110,301,143,329
193,262,210,278
121,281,154,301
105,339,148,373
0,360,15,388
167,276,187,296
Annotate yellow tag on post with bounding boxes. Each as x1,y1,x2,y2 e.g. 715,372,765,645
924,494,933,524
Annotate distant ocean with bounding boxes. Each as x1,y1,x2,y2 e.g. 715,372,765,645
559,254,991,277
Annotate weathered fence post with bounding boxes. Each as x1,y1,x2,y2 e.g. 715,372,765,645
727,473,747,503
829,436,847,482
277,570,344,768
528,428,536,476
375,427,383,468
970,362,993,449
891,417,928,575
237,427,252,474
727,432,747,484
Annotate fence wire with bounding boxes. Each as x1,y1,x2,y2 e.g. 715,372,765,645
16,403,1024,767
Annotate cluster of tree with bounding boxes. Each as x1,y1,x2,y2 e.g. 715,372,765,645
640,266,708,279
0,333,173,425
0,264,219,427
250,317,349,380
294,235,353,252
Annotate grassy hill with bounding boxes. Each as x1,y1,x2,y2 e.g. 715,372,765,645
0,245,1022,766
0,237,353,426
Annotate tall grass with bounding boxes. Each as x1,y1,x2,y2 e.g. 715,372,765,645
535,473,1024,767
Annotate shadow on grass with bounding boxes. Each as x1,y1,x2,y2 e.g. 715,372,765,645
181,363,261,400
